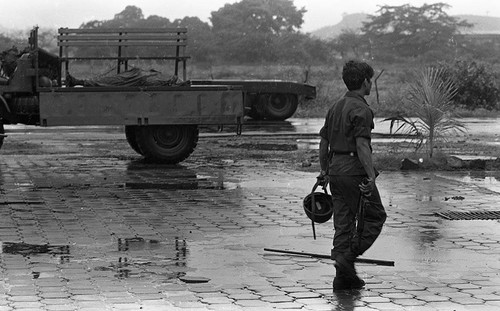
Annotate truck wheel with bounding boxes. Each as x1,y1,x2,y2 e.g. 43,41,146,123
125,125,143,155
264,93,298,121
135,125,199,163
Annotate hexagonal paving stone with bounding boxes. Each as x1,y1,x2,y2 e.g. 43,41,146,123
449,283,481,290
416,294,450,302
227,293,261,300
381,293,414,299
361,296,391,303
272,302,305,309
288,291,322,299
260,295,294,303
201,296,235,304
234,299,271,308
392,299,427,306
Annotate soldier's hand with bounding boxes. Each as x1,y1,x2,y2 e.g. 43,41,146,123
317,171,329,188
359,177,374,197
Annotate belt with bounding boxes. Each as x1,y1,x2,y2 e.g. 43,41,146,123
332,151,357,156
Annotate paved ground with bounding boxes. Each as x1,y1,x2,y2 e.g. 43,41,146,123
0,126,499,310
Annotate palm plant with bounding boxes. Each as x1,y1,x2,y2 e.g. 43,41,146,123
384,67,466,158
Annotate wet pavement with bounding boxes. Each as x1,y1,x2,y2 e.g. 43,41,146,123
0,125,499,310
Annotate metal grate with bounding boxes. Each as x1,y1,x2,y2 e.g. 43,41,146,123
435,211,500,220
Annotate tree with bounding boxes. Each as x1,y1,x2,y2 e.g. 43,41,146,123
38,28,58,53
80,6,150,29
0,34,24,53
78,6,175,60
332,29,365,59
111,5,144,27
210,0,306,62
438,59,500,110
172,17,215,63
362,3,472,59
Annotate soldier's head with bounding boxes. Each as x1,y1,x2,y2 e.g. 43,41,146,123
342,60,374,95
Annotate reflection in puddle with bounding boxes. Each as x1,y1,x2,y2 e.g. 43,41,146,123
297,139,318,150
125,181,199,190
94,237,189,280
1,242,71,265
124,180,239,190
1,242,69,256
13,182,36,191
117,237,161,251
438,171,500,193
296,137,418,151
330,289,362,311
228,143,298,151
125,163,239,190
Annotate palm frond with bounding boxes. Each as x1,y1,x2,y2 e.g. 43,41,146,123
383,67,467,157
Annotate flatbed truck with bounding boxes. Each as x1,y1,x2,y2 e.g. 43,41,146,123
0,27,315,163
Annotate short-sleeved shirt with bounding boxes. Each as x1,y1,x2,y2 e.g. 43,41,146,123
319,91,374,176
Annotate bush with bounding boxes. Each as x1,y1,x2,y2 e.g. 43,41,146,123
438,59,500,110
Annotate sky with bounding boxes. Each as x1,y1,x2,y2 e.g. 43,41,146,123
1,0,499,33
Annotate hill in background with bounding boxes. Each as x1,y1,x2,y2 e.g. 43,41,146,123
311,13,500,40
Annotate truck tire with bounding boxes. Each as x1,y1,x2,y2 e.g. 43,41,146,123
263,93,298,121
134,125,199,163
125,125,143,155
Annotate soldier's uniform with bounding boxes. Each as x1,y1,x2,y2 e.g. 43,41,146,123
319,91,387,285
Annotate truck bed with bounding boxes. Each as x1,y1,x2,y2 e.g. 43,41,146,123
38,85,244,127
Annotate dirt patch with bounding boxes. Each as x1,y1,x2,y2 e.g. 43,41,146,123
195,132,500,173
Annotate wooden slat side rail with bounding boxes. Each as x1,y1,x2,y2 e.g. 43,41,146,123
58,28,187,34
62,56,191,60
57,28,189,79
57,34,188,41
58,41,187,47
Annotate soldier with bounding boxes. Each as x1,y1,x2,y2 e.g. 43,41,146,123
318,60,387,290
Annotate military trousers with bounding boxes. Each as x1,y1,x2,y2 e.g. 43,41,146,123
329,175,387,260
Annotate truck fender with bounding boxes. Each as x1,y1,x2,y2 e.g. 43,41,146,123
0,94,13,123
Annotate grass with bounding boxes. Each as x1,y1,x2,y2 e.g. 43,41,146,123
66,59,499,119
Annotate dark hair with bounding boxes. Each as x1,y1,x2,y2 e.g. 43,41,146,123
342,60,374,91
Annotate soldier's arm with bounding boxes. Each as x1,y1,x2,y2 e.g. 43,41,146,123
355,136,375,181
319,137,329,174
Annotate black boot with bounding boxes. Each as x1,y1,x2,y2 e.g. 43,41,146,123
333,267,352,290
334,253,357,280
333,253,365,290
350,275,366,289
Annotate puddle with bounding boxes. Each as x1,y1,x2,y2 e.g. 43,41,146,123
437,171,500,193
94,237,190,280
330,290,362,308
296,137,422,151
228,143,298,151
1,242,70,256
297,139,318,150
453,155,498,160
1,242,71,266
125,163,240,190
124,180,239,190
1,238,192,281
117,237,162,251
243,120,296,133
13,182,36,191
125,181,200,190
